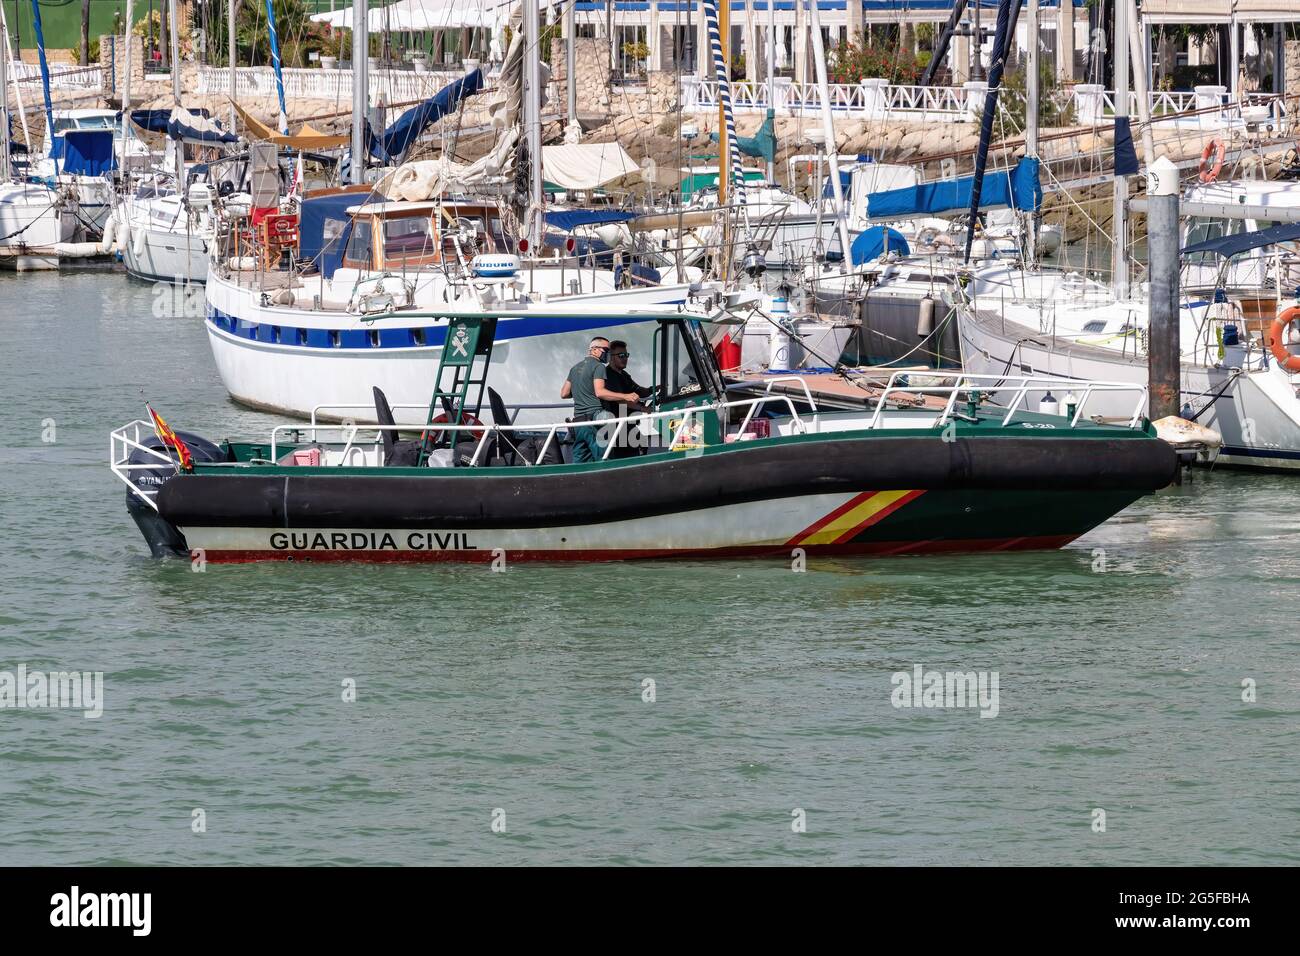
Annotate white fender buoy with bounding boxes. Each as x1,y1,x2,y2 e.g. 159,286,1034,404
97,212,117,254
132,224,148,259
113,218,130,255
227,256,257,271
52,241,104,257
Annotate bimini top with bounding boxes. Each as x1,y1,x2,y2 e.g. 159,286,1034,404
1182,221,1300,259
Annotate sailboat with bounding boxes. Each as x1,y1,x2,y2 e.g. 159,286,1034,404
0,2,87,269
201,2,699,422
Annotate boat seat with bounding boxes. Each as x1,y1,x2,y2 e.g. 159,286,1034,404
486,387,528,465
372,386,423,467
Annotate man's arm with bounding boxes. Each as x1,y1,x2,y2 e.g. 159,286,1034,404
594,380,640,404
560,379,572,400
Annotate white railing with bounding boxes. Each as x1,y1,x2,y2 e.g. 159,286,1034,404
274,392,815,466
8,62,103,92
684,74,1284,128
869,372,1150,430
110,420,178,511
195,65,474,104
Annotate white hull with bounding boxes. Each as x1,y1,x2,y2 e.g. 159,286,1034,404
959,306,1300,469
204,271,690,423
0,184,77,270
122,224,210,284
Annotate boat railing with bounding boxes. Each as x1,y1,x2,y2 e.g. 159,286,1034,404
110,420,181,511
870,372,1150,430
276,392,814,466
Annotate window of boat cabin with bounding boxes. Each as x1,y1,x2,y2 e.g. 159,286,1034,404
382,213,439,266
657,320,725,405
343,217,374,268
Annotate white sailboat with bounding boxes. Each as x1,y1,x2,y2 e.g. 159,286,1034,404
202,1,699,422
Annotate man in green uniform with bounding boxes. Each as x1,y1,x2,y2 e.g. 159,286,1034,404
561,336,642,463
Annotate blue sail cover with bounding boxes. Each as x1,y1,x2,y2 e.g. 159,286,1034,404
61,130,117,176
167,109,238,145
866,156,1041,219
545,209,637,231
1114,116,1140,176
367,69,485,164
1182,222,1300,260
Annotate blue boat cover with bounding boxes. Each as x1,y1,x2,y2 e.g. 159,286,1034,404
1114,116,1140,177
60,130,117,176
367,69,484,164
850,226,911,265
1182,222,1300,260
545,209,637,231
168,109,238,145
299,190,380,278
130,108,209,133
866,156,1041,219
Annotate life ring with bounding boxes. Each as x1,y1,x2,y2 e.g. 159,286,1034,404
1199,139,1226,184
1269,307,1300,371
422,411,485,446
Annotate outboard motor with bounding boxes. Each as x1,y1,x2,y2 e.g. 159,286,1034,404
124,431,226,558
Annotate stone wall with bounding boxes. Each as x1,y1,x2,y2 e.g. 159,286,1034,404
550,36,614,112
99,34,145,102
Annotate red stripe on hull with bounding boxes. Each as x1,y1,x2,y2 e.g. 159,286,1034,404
785,491,875,545
197,534,1082,564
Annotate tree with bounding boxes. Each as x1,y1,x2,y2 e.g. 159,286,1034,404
161,0,170,68
80,0,90,66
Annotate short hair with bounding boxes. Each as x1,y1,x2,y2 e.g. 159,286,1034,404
589,336,610,347
608,340,628,350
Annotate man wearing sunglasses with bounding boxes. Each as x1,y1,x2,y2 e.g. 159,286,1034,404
601,341,656,458
560,336,642,463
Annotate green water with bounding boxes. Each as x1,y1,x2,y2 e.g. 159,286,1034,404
2,272,1298,866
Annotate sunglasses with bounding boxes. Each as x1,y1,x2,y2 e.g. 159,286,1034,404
613,352,630,358
593,345,609,353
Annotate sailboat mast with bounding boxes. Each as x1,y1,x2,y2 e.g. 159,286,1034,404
122,0,135,167
1025,0,1038,264
524,0,543,248
168,0,181,108
1112,0,1130,298
0,5,29,148
1124,0,1156,167
351,0,368,184
766,0,775,183
717,0,729,208
0,18,10,184
565,0,576,134
807,0,853,269
229,0,236,132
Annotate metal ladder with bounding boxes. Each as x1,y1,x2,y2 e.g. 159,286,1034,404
419,315,498,465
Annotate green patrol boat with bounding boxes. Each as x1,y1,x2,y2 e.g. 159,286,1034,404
112,300,1176,562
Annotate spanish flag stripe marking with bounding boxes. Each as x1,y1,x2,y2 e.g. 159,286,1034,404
799,489,924,547
830,489,926,544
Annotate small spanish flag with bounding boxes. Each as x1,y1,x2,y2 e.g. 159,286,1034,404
146,403,194,472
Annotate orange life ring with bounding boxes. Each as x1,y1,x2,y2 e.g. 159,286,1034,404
422,411,484,446
1268,306,1300,371
1199,139,1226,183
